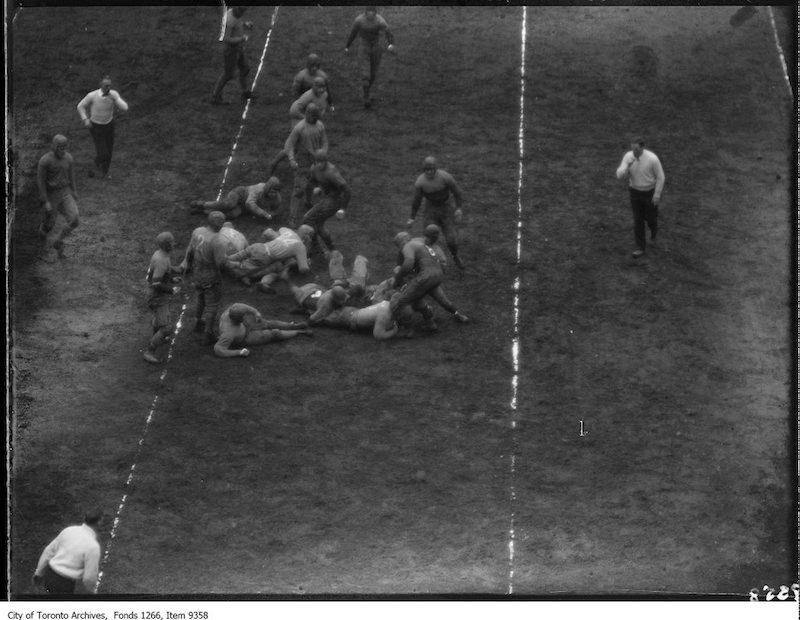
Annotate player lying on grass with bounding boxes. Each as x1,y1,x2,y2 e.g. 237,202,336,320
189,177,282,222
317,298,400,340
213,303,312,358
279,250,369,317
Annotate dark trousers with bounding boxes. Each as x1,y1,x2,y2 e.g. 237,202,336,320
629,188,658,251
194,281,222,334
303,194,342,251
213,43,250,97
89,121,115,175
43,564,77,594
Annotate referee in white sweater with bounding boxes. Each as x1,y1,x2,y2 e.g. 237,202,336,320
77,75,128,178
616,137,665,257
33,509,103,594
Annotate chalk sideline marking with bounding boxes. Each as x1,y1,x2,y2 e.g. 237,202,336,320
766,7,793,103
95,5,281,592
507,5,527,596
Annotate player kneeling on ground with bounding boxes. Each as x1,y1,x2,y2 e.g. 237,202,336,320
214,303,312,358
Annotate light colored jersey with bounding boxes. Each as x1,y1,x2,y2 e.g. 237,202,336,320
218,225,248,255
35,524,101,592
616,148,665,199
265,227,309,271
326,301,397,340
216,305,249,349
245,181,281,213
77,89,128,125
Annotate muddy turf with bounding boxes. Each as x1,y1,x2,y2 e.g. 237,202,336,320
9,6,796,596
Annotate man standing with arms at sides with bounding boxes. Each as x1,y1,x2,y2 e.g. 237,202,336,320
76,75,128,178
407,156,466,269
284,103,329,228
616,136,665,258
303,148,351,256
292,53,334,108
211,6,256,105
33,509,103,595
344,6,395,109
180,211,228,344
36,134,79,262
143,232,184,364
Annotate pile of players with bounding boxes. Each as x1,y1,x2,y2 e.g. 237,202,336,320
142,7,471,362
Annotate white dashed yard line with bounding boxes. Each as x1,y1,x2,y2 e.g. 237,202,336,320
95,6,281,592
766,7,793,103
507,5,527,596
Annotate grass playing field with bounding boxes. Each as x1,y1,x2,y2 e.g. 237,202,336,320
9,4,796,599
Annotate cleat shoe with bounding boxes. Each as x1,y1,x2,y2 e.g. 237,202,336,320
290,321,309,330
53,240,66,259
257,283,275,294
632,249,644,258
452,311,470,324
143,351,161,364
